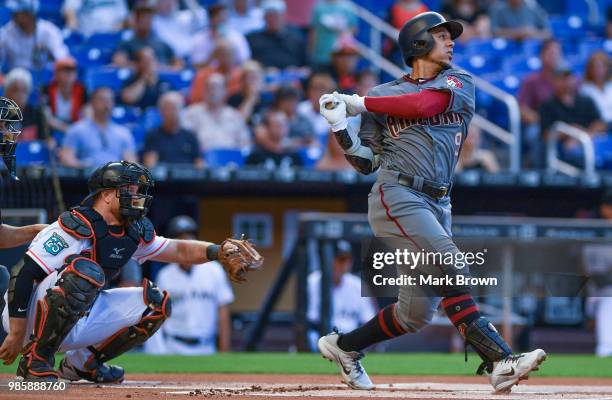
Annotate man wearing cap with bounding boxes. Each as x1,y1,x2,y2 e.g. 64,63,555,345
144,215,234,355
539,64,606,164
329,37,360,93
0,0,70,70
113,0,182,69
44,57,87,135
306,240,376,351
246,0,307,69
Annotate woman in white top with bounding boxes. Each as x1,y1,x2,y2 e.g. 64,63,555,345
580,51,612,125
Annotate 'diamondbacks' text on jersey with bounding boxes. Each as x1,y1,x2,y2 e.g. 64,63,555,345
360,67,475,184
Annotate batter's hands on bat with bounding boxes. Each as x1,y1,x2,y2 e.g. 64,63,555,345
0,333,23,365
332,92,366,116
319,94,348,131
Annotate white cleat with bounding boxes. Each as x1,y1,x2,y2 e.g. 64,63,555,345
318,331,374,390
490,349,547,393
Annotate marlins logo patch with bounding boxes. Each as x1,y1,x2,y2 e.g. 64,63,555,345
446,76,463,88
43,232,69,256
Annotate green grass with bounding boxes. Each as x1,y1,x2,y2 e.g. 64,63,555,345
1,353,610,377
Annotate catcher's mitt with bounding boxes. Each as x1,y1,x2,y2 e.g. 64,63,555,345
218,237,263,282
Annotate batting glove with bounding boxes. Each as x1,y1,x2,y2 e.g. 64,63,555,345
319,93,348,131
333,92,366,116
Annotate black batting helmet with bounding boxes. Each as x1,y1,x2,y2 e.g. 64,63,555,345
398,12,463,67
84,161,154,220
166,215,198,238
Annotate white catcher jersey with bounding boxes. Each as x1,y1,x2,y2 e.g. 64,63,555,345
26,221,170,274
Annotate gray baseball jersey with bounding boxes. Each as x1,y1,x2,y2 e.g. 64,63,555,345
360,66,475,184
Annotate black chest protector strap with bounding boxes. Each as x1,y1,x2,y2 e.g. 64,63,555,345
58,207,155,280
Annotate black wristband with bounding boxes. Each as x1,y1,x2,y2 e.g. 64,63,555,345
206,244,220,261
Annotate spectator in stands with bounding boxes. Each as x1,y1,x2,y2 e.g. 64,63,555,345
246,0,307,70
309,0,357,68
113,0,181,69
329,37,360,93
190,3,251,69
489,0,550,40
59,87,137,167
315,132,352,171
455,125,500,173
152,0,207,59
246,109,303,168
143,91,202,168
145,215,234,355
306,240,376,351
190,40,242,104
228,60,266,125
44,57,87,136
387,0,429,30
272,86,316,149
355,69,379,97
298,72,336,138
120,46,170,110
539,66,606,159
517,39,562,167
580,51,612,126
4,68,46,141
0,0,70,70
62,0,129,37
229,0,265,35
607,6,612,40
184,73,250,151
286,0,317,35
441,0,490,41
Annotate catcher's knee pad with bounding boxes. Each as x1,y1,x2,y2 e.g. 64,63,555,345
462,316,512,375
19,257,105,380
84,279,171,369
394,297,435,333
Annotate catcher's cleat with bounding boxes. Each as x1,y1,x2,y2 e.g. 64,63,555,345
16,350,60,381
58,358,124,383
318,330,374,390
489,349,547,393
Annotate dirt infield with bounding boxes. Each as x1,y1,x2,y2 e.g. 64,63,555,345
1,374,612,400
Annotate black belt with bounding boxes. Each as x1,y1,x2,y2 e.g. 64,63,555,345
397,174,450,199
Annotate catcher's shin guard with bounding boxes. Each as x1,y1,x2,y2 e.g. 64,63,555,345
460,316,512,375
18,257,105,380
80,279,171,380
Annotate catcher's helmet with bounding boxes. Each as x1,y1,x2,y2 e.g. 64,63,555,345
398,11,463,67
0,96,23,180
84,161,154,220
166,215,198,238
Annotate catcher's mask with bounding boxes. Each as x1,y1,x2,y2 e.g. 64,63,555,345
84,161,154,220
0,96,23,180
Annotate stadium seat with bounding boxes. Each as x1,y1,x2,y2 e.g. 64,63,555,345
204,149,246,168
298,147,323,168
85,67,132,92
112,105,142,124
15,140,50,166
464,55,500,75
550,15,586,39
63,29,84,48
142,107,162,131
74,46,114,68
159,70,194,91
85,32,123,50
